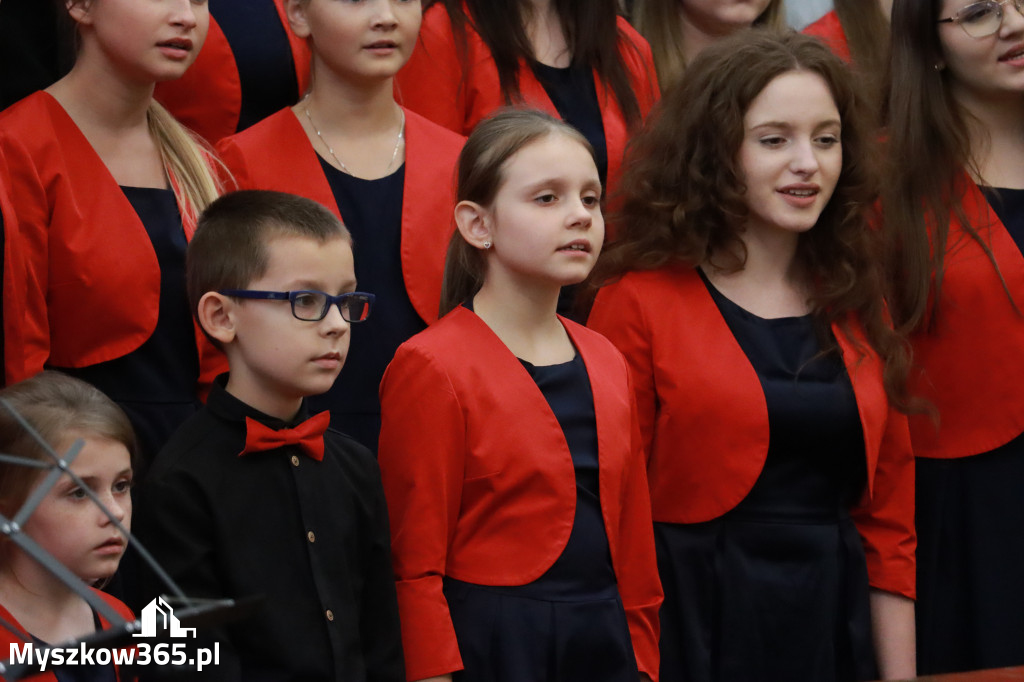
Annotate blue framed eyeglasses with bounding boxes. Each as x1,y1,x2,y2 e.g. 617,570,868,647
937,0,1024,38
219,289,375,323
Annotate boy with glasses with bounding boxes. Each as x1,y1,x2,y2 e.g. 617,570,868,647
134,190,404,681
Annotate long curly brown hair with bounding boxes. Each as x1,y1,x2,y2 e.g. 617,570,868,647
592,29,913,410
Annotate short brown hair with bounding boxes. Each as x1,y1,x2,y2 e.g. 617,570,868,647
186,190,351,339
0,371,136,516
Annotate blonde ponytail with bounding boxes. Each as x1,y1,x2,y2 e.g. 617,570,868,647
146,100,225,227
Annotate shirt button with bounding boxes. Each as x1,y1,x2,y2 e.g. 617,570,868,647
307,531,316,543
291,455,300,467
325,609,334,622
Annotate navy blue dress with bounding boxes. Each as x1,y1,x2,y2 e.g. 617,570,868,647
313,160,426,451
915,187,1024,674
56,187,200,471
443,348,638,682
530,62,608,186
655,272,877,682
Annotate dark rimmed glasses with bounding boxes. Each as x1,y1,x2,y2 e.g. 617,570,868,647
938,0,1024,38
219,289,375,322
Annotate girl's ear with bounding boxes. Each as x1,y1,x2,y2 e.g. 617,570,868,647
66,0,93,25
197,292,238,345
454,200,492,250
285,0,312,39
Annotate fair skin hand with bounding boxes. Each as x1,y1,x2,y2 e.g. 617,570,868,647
870,590,916,679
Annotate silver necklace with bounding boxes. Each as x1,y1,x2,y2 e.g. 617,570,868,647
303,102,405,176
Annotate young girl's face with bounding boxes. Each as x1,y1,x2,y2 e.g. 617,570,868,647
70,0,209,84
21,434,133,585
482,133,604,289
736,70,842,242
289,0,422,82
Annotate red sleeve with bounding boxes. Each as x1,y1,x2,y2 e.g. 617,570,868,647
615,367,662,681
377,342,466,680
1,163,27,386
588,279,658,462
393,4,468,135
850,407,917,599
0,127,54,380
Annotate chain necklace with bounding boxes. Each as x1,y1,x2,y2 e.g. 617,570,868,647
303,102,405,177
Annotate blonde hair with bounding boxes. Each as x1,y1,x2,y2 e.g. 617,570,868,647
632,0,787,92
147,100,224,227
64,0,223,223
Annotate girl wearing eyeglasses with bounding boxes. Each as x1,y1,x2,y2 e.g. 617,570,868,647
884,0,1024,674
216,0,464,451
0,0,224,469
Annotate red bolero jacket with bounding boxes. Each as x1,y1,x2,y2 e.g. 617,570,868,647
215,107,464,325
802,10,851,63
0,160,26,386
154,0,312,145
588,266,916,600
0,589,134,682
377,306,662,681
0,91,225,388
907,181,1024,459
393,4,658,196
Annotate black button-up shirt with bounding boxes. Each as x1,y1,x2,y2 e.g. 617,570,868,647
135,377,404,681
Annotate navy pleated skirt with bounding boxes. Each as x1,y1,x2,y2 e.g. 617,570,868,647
916,438,1024,674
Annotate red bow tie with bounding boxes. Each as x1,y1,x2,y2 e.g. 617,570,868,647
238,412,331,461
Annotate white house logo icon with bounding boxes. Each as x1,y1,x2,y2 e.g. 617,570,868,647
133,597,196,638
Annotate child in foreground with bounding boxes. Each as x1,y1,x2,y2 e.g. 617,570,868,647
134,190,404,681
377,109,661,682
0,371,136,682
